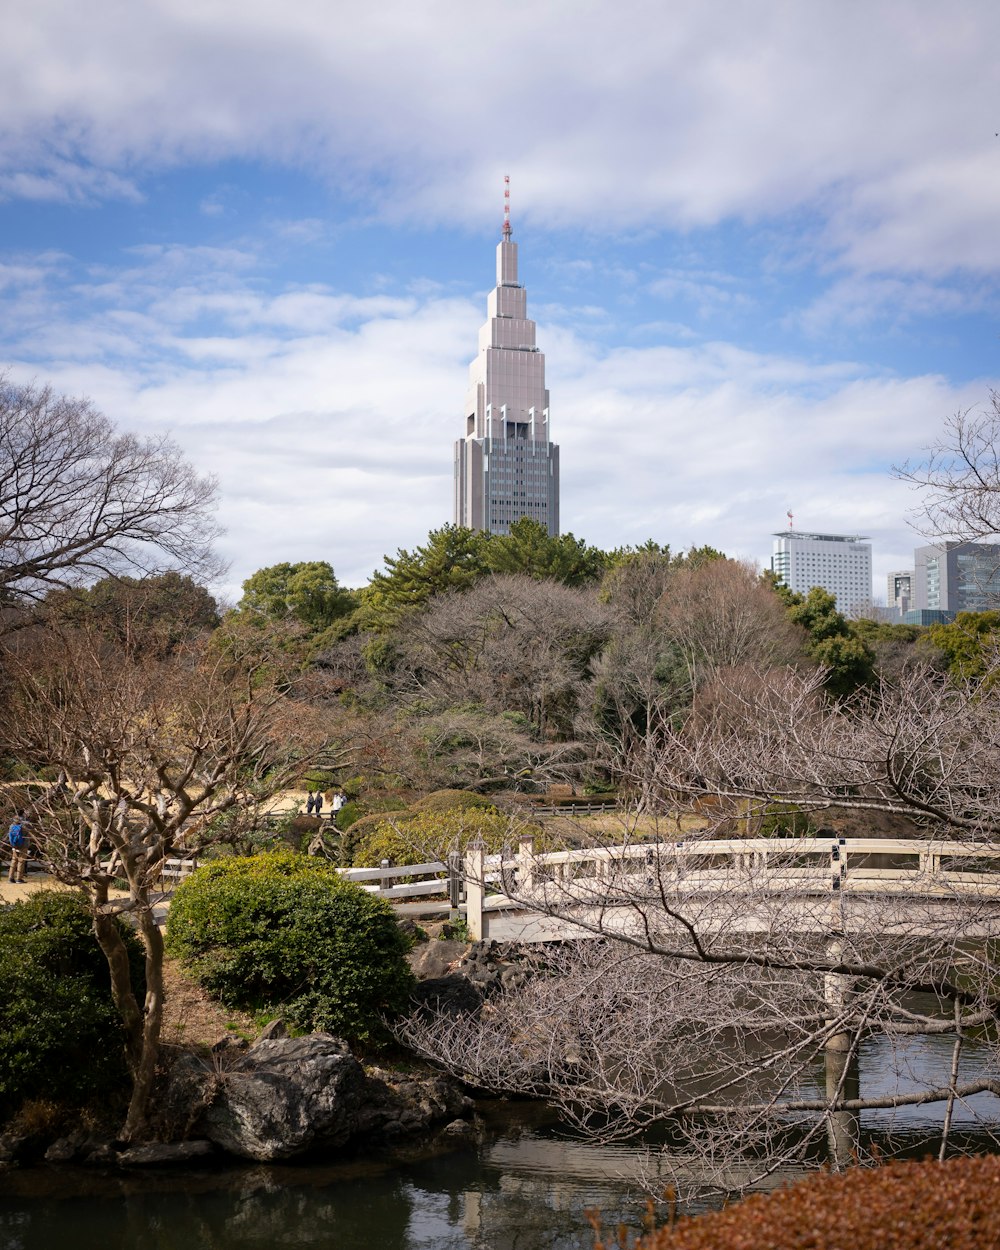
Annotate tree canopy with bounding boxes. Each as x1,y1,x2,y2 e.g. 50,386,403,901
927,610,1000,683
238,560,355,633
46,570,220,654
360,520,612,632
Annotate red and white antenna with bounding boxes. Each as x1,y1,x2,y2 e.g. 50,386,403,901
503,175,511,240
786,510,794,529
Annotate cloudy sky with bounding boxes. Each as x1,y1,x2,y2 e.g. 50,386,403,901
2,0,999,602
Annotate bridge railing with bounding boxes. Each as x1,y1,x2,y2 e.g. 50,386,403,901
338,854,515,903
463,836,1000,940
339,860,450,901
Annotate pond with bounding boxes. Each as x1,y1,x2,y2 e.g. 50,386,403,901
1,1033,998,1250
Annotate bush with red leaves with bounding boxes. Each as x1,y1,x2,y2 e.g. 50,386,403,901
594,1156,1000,1250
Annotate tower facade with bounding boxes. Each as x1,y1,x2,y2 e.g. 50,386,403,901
453,197,560,536
912,541,1000,612
771,529,872,615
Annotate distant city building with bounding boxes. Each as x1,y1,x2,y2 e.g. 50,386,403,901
771,529,873,615
453,185,559,536
902,608,955,626
887,570,914,614
912,542,1000,613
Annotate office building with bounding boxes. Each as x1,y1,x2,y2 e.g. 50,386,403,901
887,570,914,614
912,542,1000,613
771,529,872,615
453,186,560,536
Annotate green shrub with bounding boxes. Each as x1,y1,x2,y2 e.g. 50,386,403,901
410,789,497,814
353,806,516,867
0,890,144,1117
165,851,415,1045
757,804,818,837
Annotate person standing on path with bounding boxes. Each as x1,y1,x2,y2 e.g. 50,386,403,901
7,812,28,884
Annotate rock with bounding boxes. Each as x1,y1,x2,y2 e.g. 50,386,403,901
440,1118,474,1137
45,1132,119,1165
169,1033,368,1162
354,1070,474,1143
212,1033,249,1054
397,918,427,944
410,973,483,1017
407,939,470,980
257,1017,288,1041
117,1140,216,1167
0,1133,27,1165
45,1134,86,1164
82,1142,118,1167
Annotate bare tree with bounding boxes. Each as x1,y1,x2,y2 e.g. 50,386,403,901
585,560,808,811
394,705,590,793
0,376,222,603
658,559,806,693
404,659,1000,1197
384,573,612,741
895,391,1000,542
671,661,1000,838
1,618,341,1140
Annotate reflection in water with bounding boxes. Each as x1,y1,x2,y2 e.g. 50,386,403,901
1,1034,998,1250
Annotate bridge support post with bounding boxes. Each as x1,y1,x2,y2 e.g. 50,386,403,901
517,834,535,896
464,842,485,942
824,935,860,1169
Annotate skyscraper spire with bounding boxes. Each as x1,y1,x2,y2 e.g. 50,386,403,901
503,174,512,240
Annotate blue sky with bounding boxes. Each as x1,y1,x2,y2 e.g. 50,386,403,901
2,0,1000,603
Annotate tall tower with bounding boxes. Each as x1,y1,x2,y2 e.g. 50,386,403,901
453,179,560,536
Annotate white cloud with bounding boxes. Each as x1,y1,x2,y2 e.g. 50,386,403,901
3,236,990,601
1,2,999,275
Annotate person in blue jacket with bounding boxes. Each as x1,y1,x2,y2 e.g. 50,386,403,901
7,812,28,884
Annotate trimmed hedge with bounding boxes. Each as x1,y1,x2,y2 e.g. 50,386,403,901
635,1155,1000,1250
164,851,415,1044
0,890,143,1116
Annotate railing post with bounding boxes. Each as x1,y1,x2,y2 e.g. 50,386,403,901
517,833,535,895
830,838,846,892
447,850,463,910
380,858,390,897
464,842,485,942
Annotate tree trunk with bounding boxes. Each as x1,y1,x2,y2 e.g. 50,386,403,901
121,903,166,1142
91,899,143,1078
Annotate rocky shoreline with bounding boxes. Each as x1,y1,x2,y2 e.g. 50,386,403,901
0,936,531,1172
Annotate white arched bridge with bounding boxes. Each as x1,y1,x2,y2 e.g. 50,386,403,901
340,835,1000,944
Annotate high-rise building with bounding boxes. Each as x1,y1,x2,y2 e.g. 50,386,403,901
887,570,914,614
912,542,1000,613
771,529,873,615
453,184,559,537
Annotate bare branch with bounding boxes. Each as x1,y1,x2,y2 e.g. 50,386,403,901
0,375,223,604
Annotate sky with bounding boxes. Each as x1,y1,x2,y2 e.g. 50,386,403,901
2,0,1000,604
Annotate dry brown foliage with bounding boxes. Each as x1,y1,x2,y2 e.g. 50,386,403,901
612,1155,1000,1250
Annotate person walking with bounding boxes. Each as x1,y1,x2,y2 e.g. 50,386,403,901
7,812,28,884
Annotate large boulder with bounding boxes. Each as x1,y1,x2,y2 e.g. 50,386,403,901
407,938,470,980
166,1033,368,1161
